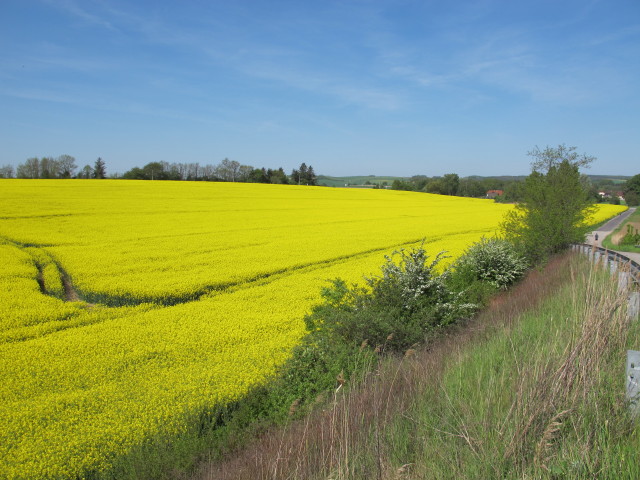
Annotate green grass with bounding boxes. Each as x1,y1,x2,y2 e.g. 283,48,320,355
603,208,640,253
381,256,640,479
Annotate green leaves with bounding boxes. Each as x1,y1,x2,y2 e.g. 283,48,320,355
304,244,474,353
501,145,595,263
451,237,528,290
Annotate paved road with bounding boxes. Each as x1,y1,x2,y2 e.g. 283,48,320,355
586,207,640,264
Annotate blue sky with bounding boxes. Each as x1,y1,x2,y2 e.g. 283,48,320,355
1,0,638,177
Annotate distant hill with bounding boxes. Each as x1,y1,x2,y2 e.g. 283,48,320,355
317,175,406,187
318,174,631,188
465,175,528,182
586,175,630,185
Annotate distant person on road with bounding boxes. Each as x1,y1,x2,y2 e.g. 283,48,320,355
595,233,599,242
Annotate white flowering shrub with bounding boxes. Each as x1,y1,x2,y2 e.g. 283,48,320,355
304,244,477,352
452,237,528,290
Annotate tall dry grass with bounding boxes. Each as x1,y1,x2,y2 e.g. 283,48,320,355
502,258,631,472
414,254,638,479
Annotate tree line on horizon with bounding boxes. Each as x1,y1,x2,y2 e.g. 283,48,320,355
120,158,318,185
390,173,537,202
0,156,318,186
389,171,640,205
2,154,638,205
1,156,106,179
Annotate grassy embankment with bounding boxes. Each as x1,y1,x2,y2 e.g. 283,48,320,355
199,252,640,479
603,208,640,253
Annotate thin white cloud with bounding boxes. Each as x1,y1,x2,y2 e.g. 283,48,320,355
234,60,404,111
41,0,116,31
36,1,390,111
0,85,222,126
26,0,640,112
585,23,640,47
2,87,76,105
30,55,117,73
371,12,631,108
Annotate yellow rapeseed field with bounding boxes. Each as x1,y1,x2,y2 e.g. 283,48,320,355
0,180,626,478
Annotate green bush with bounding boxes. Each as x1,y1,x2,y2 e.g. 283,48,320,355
263,240,527,425
620,224,640,246
450,237,528,291
304,245,476,353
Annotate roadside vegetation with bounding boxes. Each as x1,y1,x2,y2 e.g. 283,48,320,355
201,252,639,480
603,208,640,253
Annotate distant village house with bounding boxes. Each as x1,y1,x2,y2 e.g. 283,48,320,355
598,191,624,201
486,190,503,199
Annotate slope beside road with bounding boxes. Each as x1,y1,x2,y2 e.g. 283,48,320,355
587,207,640,264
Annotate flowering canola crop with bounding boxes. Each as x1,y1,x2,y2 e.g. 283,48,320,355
0,180,626,478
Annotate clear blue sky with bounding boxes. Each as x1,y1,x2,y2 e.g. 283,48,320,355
1,0,638,177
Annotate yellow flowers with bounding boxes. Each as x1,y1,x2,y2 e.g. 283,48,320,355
0,179,625,478
585,203,628,226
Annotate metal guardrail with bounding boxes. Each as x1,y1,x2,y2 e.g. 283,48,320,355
572,243,640,288
573,244,640,414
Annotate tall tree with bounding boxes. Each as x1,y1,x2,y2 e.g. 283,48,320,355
122,167,145,180
0,164,15,178
57,155,77,178
78,164,93,179
290,167,300,184
458,178,486,197
291,162,316,185
623,174,640,206
425,179,444,194
528,144,594,172
163,162,183,180
17,157,40,178
442,173,460,195
268,167,289,184
249,168,269,183
215,158,241,181
306,165,317,186
186,163,200,180
498,180,526,203
40,157,60,178
299,163,308,184
94,158,106,179
410,175,430,191
145,162,165,180
238,165,253,182
501,145,595,263
199,164,214,180
391,179,412,191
